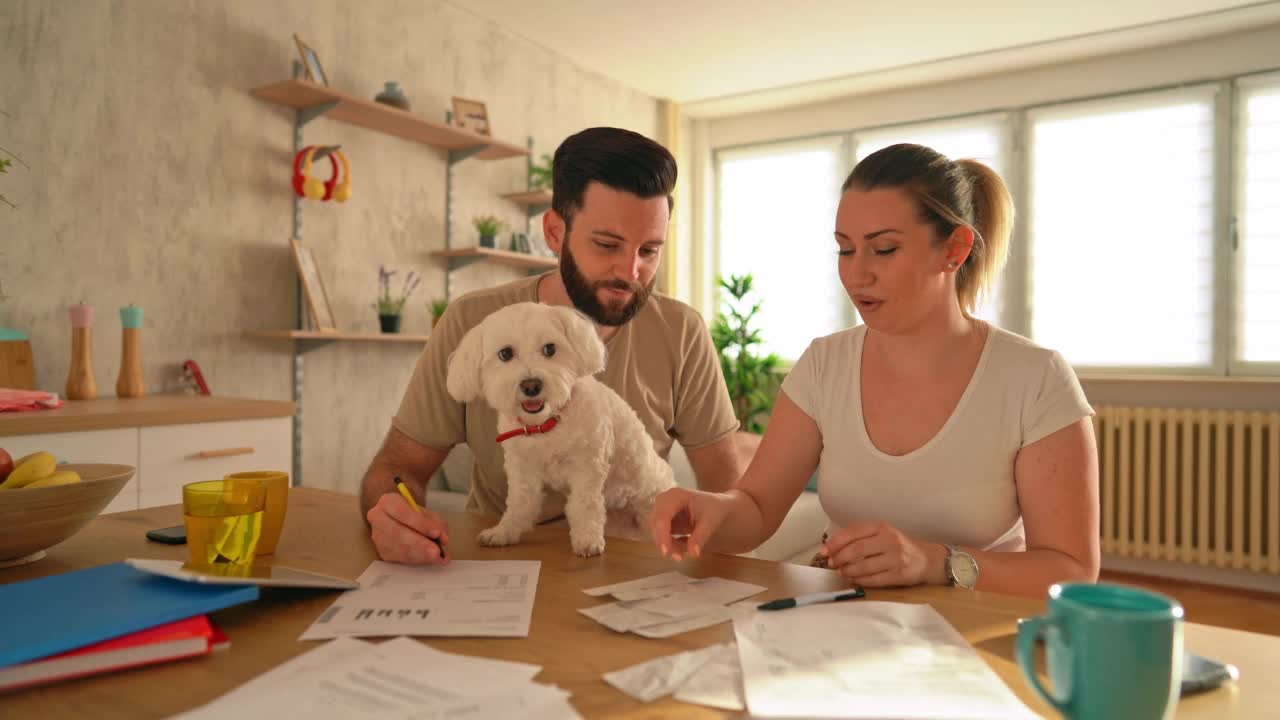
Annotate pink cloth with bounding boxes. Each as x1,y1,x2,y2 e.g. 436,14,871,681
0,388,64,412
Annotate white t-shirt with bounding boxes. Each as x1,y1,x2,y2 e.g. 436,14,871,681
781,323,1093,552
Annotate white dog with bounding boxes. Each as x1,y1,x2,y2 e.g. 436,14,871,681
445,302,676,556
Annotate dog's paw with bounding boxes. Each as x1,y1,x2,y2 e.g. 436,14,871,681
478,526,522,547
571,535,606,557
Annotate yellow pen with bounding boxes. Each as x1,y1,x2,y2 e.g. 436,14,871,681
393,476,446,559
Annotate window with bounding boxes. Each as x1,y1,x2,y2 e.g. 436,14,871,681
1027,87,1218,369
716,138,848,361
853,116,1009,325
1237,74,1280,365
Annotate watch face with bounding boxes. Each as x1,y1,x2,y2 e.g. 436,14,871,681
952,553,979,588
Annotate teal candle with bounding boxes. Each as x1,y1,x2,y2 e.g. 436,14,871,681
120,305,144,329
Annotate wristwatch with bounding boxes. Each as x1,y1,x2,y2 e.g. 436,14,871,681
943,544,979,589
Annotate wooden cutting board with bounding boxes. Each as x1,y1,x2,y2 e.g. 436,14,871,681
0,339,36,390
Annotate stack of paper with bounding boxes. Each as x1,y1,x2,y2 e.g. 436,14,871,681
605,601,1043,718
734,601,1040,719
176,636,580,720
579,572,765,638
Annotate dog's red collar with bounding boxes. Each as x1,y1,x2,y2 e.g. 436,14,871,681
496,416,559,443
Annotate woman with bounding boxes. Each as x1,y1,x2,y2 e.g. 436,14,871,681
649,143,1099,598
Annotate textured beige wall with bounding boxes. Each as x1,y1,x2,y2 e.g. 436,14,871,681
0,0,659,491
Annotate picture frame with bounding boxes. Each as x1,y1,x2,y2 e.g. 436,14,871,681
293,34,328,86
451,97,490,136
290,238,337,332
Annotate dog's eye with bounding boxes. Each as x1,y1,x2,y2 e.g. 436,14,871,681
542,343,556,358
497,347,514,362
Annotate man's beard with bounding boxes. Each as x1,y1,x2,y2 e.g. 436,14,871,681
560,239,654,327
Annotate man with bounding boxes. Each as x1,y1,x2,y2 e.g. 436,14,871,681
361,127,742,565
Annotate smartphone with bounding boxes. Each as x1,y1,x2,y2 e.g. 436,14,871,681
145,525,188,545
1181,651,1239,695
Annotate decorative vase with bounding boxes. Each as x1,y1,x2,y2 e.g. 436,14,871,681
378,314,402,334
479,234,495,249
374,82,411,111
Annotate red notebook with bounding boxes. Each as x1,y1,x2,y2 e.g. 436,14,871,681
0,616,216,693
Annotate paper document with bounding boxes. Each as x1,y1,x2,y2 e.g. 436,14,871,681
672,642,747,711
300,560,540,640
579,572,765,638
583,571,694,599
734,601,1039,719
603,643,728,702
176,636,578,720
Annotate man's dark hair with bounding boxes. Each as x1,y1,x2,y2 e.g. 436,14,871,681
551,127,676,231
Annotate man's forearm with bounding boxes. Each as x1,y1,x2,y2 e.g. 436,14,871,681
360,456,432,516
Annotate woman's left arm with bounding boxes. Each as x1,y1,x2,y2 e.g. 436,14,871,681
823,417,1099,598
971,416,1100,595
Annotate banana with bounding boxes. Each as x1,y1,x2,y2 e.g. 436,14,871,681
0,451,58,490
24,470,82,489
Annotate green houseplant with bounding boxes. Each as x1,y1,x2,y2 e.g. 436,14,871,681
472,214,504,248
429,297,449,328
373,265,422,333
528,154,553,191
711,274,781,434
1,109,27,300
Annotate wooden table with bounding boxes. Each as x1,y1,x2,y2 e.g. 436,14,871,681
1,488,1275,718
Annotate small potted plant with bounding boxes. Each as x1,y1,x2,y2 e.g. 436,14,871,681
373,265,422,334
528,154,553,191
473,214,504,248
429,298,449,329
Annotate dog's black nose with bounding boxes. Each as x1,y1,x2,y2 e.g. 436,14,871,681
520,378,542,397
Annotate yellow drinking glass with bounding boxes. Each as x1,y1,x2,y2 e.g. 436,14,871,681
182,479,267,567
223,471,289,555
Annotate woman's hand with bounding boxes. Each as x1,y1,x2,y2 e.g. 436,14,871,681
648,487,734,560
820,521,944,587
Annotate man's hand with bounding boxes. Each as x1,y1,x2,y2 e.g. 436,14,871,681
366,491,451,565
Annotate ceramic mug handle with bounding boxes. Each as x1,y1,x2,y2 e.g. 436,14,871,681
1016,616,1072,715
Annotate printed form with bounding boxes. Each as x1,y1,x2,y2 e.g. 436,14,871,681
300,560,540,640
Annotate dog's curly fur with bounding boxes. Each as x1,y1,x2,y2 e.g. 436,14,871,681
446,302,676,556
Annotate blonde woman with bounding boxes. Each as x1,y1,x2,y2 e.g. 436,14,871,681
649,143,1099,598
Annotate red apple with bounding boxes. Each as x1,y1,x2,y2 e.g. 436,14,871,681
0,448,12,483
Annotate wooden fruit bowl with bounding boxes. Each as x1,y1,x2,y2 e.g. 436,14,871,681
0,463,135,564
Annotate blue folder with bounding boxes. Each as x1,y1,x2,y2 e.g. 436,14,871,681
0,562,259,668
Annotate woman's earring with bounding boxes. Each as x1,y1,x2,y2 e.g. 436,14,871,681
948,262,957,269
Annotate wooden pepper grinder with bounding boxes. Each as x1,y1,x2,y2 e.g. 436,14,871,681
65,303,98,401
116,304,146,398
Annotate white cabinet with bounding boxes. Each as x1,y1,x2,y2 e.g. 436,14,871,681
1,417,292,513
2,428,140,514
138,418,291,509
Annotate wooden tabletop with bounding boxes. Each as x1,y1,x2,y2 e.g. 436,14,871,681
0,395,296,436
0,488,1273,718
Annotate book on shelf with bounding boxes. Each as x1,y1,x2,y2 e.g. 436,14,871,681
0,615,219,693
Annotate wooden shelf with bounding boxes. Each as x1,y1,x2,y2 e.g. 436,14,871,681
431,247,558,271
247,330,429,354
249,330,430,343
250,78,528,161
502,190,552,207
0,396,296,437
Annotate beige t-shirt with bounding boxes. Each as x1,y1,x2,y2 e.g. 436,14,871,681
393,274,739,520
781,323,1093,552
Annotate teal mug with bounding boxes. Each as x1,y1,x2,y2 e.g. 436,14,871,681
1017,583,1184,720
